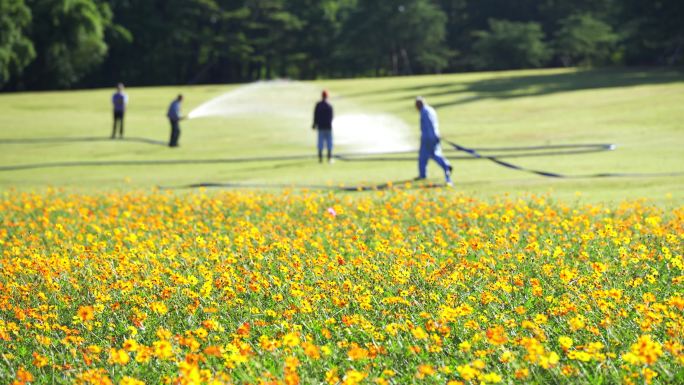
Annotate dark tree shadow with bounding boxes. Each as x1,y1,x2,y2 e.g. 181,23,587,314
433,68,684,109
342,68,684,109
160,178,446,192
0,144,622,173
0,136,167,146
0,154,319,172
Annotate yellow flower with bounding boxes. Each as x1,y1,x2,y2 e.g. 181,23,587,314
559,268,577,284
472,359,486,370
135,346,153,363
120,376,145,385
32,352,48,368
342,370,366,385
627,335,663,365
109,348,130,365
411,327,428,340
499,350,513,363
558,336,573,351
77,306,95,322
282,332,300,347
325,368,340,385
568,315,585,331
156,328,172,340
284,356,299,371
153,340,174,359
482,372,502,383
641,367,658,384
150,301,168,315
123,339,139,352
540,352,560,369
568,351,592,362
416,364,435,379
457,365,478,381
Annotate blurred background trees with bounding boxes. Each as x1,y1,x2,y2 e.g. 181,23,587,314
1,0,682,90
0,0,35,87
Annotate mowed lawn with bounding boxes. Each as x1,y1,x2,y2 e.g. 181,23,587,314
0,67,682,204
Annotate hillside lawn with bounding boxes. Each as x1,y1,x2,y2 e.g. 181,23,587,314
0,67,682,205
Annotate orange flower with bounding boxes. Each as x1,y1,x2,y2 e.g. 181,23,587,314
486,326,508,345
302,342,321,359
347,344,369,360
203,345,223,357
416,364,435,379
16,367,34,383
236,322,250,337
32,352,48,368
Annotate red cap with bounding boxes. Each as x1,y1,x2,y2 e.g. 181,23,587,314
322,90,329,99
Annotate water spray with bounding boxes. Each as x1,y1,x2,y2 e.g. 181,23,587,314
186,80,416,153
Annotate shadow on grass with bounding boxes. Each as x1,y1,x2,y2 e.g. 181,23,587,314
344,68,684,109
159,178,446,192
0,144,617,172
0,154,317,172
0,136,167,146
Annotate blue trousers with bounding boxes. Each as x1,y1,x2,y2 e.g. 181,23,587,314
419,139,451,178
317,130,333,152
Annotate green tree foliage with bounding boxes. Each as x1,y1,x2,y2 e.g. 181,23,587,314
472,19,550,70
554,14,618,67
1,0,681,90
102,0,223,86
340,0,451,76
620,0,684,65
243,0,304,79
23,0,113,89
0,0,35,87
280,0,349,79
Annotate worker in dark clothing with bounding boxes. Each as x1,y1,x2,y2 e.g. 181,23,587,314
111,83,128,139
312,90,334,163
167,94,184,147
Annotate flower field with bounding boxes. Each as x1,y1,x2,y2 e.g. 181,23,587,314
1,190,682,385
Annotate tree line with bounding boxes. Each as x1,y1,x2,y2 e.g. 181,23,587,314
1,0,682,91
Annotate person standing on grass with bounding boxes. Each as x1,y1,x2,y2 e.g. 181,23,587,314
312,90,334,163
167,94,184,147
111,83,128,139
415,96,453,186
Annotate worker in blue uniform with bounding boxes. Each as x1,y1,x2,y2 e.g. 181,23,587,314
415,96,453,186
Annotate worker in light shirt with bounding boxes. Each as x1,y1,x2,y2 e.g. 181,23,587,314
415,96,453,186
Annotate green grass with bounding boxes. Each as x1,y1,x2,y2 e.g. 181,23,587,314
0,67,683,204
